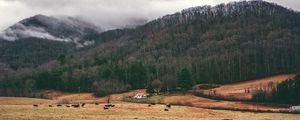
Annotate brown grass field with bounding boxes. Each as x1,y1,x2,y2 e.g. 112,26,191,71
0,74,300,119
197,74,296,100
43,89,145,104
0,101,300,120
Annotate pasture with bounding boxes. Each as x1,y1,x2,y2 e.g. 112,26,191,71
0,74,299,120
196,74,296,100
1,101,299,120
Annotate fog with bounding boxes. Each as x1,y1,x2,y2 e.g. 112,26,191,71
0,0,299,31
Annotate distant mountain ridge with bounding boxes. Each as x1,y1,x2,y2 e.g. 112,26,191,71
146,0,299,29
0,14,101,47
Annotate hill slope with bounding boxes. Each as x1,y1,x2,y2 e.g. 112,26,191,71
0,15,102,69
196,74,296,100
67,0,300,84
0,1,300,96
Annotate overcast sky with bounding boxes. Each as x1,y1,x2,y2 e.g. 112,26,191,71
0,0,299,31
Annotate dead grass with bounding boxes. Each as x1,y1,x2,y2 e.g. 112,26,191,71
123,92,293,114
197,74,296,100
0,97,53,105
42,89,145,104
1,75,299,120
0,102,299,120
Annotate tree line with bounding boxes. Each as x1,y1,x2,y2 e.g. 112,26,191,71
252,75,300,105
0,57,194,97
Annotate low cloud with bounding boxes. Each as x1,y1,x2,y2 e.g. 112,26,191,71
0,0,300,31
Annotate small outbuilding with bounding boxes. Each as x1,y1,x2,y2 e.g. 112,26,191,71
133,93,147,99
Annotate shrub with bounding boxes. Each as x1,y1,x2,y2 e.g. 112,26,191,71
252,89,270,102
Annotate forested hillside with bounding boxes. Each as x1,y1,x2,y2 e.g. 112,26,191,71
0,14,101,70
0,38,76,69
0,1,300,97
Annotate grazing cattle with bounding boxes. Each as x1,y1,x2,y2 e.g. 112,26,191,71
105,104,112,107
164,108,169,111
33,104,38,107
81,103,86,107
57,104,62,107
148,104,151,107
73,104,80,108
49,105,53,107
166,104,171,108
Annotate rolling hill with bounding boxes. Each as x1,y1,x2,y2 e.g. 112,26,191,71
0,1,299,97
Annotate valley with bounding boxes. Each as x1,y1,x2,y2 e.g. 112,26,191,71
1,0,300,119
1,74,299,120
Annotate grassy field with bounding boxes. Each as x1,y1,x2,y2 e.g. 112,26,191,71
1,102,300,120
196,74,296,100
123,93,295,113
1,74,299,119
0,97,53,105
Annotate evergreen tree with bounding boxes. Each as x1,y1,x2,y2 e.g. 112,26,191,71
295,76,300,102
271,75,300,104
100,65,112,79
146,84,155,95
177,68,193,91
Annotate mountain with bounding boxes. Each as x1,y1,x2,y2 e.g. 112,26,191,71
0,14,101,47
0,15,102,69
1,1,300,96
71,0,300,84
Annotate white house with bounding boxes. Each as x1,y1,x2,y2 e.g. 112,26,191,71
290,106,300,111
133,93,147,99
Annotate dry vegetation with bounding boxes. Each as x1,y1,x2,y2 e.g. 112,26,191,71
42,89,145,104
0,97,53,105
0,75,299,119
0,102,299,120
125,93,292,113
196,74,296,100
123,75,300,113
